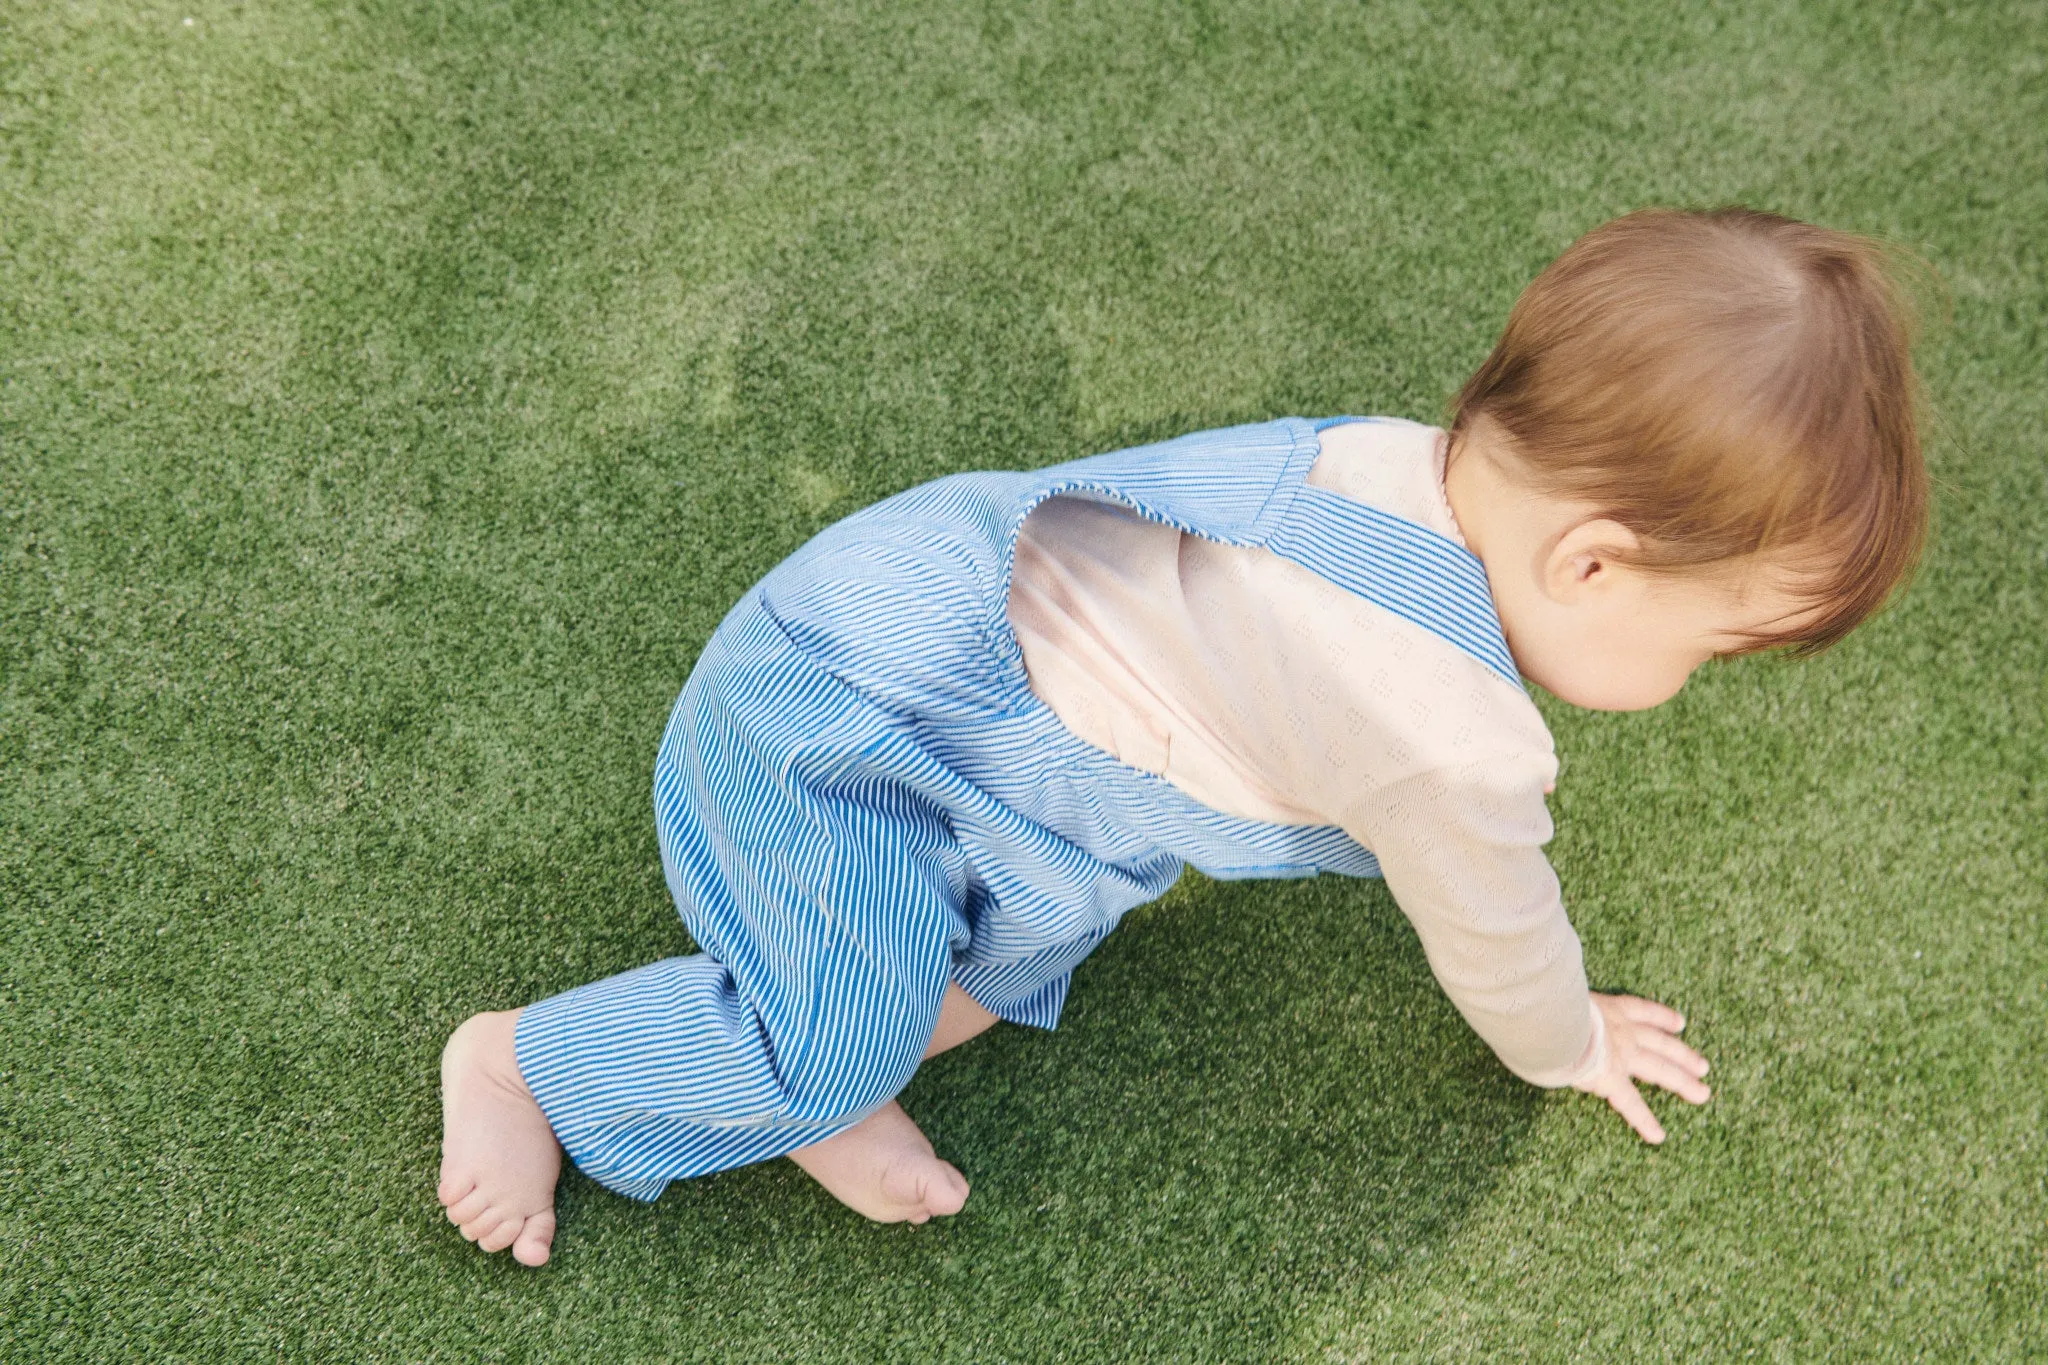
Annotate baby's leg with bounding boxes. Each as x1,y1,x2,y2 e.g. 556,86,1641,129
786,983,999,1223
438,1008,562,1265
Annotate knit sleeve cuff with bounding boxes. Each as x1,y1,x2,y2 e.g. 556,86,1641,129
1516,995,1608,1090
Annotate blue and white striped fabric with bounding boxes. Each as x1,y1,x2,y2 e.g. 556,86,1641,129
514,416,1520,1200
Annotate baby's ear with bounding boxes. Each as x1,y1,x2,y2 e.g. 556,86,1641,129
1545,518,1643,602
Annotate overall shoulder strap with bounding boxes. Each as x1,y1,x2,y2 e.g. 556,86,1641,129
1265,481,1523,689
1017,418,1322,547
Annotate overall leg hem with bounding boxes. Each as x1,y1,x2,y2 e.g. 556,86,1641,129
513,957,872,1201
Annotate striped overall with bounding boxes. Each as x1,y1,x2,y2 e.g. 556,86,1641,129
514,416,1520,1200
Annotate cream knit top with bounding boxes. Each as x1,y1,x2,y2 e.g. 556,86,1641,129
1006,417,1605,1087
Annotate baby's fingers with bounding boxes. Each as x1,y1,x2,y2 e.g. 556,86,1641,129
1610,994,1687,1034
1640,1031,1711,1080
1631,1051,1712,1106
1602,1080,1667,1145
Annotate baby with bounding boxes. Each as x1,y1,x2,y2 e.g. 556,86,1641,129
437,208,1927,1266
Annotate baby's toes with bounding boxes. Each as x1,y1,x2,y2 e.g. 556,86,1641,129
877,1160,931,1214
445,1188,491,1226
923,1163,969,1218
881,1156,970,1220
459,1211,506,1244
511,1210,557,1267
477,1215,525,1254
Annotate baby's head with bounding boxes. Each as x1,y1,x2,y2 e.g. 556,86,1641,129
1444,207,1930,711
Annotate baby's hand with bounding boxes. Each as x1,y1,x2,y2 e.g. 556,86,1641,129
1571,993,1712,1144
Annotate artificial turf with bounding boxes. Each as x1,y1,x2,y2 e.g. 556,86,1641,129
3,0,2044,1359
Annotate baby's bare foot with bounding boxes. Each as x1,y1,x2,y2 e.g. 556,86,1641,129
438,1009,562,1266
787,1100,969,1224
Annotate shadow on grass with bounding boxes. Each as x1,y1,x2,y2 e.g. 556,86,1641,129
522,874,1536,1362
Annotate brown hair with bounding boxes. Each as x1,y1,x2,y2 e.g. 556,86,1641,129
1450,207,1930,654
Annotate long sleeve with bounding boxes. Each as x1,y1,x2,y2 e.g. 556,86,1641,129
1343,751,1604,1087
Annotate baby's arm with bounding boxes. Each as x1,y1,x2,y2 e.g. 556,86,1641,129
1352,754,1712,1142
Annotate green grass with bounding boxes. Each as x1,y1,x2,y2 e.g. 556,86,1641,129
3,0,2044,1358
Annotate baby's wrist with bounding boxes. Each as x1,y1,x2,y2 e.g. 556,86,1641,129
1562,997,1609,1089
